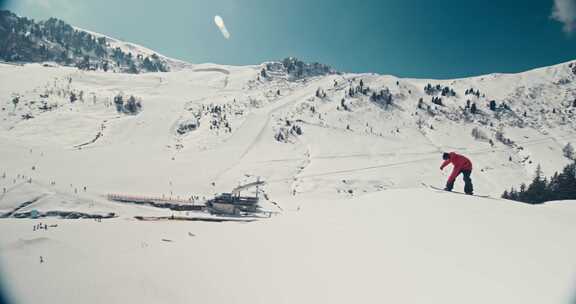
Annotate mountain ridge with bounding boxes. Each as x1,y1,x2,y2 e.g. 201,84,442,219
0,10,180,73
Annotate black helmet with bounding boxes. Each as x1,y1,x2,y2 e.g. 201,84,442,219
442,152,450,160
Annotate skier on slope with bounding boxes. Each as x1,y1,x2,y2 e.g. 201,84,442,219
440,152,474,195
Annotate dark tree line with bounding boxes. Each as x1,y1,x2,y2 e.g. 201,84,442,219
370,88,393,106
113,94,142,114
464,100,478,114
424,84,456,97
275,120,303,142
488,100,510,111
348,79,371,97
465,88,482,98
431,96,443,106
502,163,576,204
343,79,394,107
264,57,336,80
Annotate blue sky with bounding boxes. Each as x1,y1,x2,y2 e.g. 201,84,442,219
4,0,576,78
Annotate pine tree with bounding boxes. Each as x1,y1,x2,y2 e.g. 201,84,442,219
142,57,156,72
563,143,574,160
127,60,138,74
503,161,576,203
518,183,527,201
124,95,140,114
524,164,548,204
341,99,349,111
69,92,77,103
555,162,576,200
113,94,124,112
11,96,19,108
547,172,560,201
507,187,518,200
489,100,497,111
470,103,477,114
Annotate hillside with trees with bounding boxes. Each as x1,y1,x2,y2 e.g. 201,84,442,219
0,10,169,73
502,162,576,204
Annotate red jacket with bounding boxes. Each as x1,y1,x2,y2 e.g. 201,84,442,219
440,152,472,183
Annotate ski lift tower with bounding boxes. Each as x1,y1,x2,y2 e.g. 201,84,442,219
231,177,263,198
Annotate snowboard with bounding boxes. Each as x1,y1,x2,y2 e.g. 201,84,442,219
421,183,495,200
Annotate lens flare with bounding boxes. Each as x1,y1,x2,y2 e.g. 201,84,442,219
214,15,230,39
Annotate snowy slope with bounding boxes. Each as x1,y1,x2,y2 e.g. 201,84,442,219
74,26,194,71
1,189,576,304
1,46,576,302
1,58,575,215
0,57,575,214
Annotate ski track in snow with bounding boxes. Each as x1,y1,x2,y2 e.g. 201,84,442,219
212,84,314,182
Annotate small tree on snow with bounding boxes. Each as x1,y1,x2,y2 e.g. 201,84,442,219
563,143,574,160
489,100,497,111
470,103,478,114
124,96,140,114
113,94,124,112
341,99,349,111
69,92,77,103
11,96,19,108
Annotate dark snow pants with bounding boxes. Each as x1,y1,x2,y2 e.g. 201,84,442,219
445,169,473,194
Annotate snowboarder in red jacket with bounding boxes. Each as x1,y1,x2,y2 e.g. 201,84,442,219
440,152,473,195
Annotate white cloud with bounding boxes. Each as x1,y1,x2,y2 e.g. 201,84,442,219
551,0,576,35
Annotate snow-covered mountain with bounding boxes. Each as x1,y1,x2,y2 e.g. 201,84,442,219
0,10,190,72
1,16,576,304
2,56,575,202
